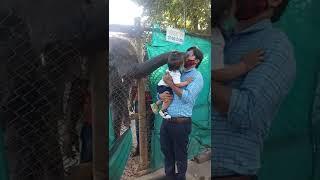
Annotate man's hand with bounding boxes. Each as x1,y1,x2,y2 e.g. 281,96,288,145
241,49,264,71
163,72,184,97
163,72,174,86
212,81,232,113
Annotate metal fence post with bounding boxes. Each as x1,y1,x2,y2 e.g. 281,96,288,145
89,51,108,180
135,17,149,171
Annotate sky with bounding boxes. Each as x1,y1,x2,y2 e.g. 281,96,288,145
109,0,143,25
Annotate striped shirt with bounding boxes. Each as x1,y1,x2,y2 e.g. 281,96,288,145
167,68,204,117
212,19,296,175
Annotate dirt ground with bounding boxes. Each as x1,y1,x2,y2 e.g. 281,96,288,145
120,119,140,180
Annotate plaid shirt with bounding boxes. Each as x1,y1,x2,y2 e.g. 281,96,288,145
212,19,296,175
166,68,204,118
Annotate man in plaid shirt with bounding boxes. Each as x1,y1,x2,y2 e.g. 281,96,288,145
212,0,295,179
159,47,204,180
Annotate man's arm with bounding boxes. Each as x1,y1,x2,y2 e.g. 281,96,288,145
163,72,184,97
167,81,184,97
164,73,203,103
212,81,232,113
213,39,296,131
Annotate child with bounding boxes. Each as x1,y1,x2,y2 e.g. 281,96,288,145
150,51,192,119
212,0,264,82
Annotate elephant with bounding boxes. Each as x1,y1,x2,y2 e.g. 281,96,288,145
0,0,168,178
0,1,105,179
109,35,170,139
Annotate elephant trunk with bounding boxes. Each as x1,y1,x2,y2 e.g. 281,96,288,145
125,52,170,79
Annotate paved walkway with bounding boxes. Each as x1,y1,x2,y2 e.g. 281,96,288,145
135,160,211,180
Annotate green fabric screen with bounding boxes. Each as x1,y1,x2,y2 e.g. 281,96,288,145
146,28,212,170
108,129,132,180
109,109,115,150
258,1,320,180
108,109,132,180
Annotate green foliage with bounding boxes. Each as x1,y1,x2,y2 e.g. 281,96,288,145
132,0,211,35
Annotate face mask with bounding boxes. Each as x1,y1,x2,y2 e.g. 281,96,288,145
235,0,268,21
184,60,196,69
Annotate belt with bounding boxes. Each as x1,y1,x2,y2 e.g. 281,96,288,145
164,117,191,124
212,175,257,180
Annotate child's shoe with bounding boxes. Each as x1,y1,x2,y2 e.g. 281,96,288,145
150,103,159,114
159,110,171,119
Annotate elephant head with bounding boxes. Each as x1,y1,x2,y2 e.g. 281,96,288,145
109,35,170,138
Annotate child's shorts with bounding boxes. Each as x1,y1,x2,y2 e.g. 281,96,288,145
157,85,173,95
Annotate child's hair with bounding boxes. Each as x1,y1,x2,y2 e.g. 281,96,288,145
168,51,186,71
212,0,233,28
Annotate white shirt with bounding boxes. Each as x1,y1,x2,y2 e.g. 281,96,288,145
158,69,181,86
212,28,225,70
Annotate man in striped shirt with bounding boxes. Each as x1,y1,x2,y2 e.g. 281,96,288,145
212,0,296,179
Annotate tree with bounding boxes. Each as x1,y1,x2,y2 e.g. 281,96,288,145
132,0,211,35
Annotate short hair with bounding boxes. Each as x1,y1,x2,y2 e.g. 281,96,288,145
271,0,289,23
168,51,185,71
186,47,204,68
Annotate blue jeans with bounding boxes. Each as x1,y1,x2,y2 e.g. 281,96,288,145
160,120,191,180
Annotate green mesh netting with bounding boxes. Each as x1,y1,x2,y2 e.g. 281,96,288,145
109,109,115,149
109,129,132,180
258,1,320,180
146,29,211,170
108,109,132,180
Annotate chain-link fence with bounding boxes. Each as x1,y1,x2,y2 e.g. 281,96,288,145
109,33,154,147
109,33,157,180
0,9,93,180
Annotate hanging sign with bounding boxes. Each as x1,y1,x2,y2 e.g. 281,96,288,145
166,27,185,44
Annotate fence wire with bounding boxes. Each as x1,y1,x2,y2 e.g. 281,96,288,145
109,34,154,158
0,9,92,180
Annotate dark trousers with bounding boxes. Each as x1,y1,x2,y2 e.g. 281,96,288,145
160,120,191,180
80,123,92,163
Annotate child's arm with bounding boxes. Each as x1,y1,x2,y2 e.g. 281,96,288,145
213,49,264,82
175,78,193,87
213,62,247,82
